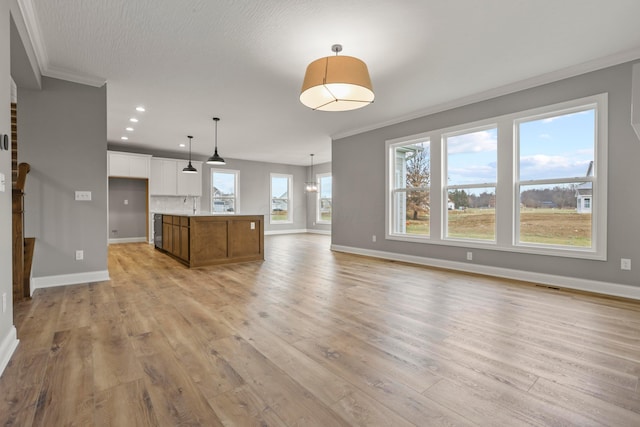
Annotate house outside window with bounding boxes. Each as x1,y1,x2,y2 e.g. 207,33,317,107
211,169,239,213
270,173,292,223
388,138,430,238
317,173,332,224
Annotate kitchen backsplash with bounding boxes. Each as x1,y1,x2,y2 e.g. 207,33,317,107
150,196,203,213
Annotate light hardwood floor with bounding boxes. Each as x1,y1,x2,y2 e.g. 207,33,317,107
2,234,640,426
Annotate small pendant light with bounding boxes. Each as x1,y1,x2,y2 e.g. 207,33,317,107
305,154,318,192
206,117,226,165
182,135,197,173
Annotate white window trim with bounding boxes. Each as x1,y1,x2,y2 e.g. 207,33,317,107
443,124,498,243
211,168,240,214
386,133,434,242
316,172,332,224
270,173,293,224
385,93,607,261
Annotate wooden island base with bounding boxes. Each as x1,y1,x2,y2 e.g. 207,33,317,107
160,214,264,267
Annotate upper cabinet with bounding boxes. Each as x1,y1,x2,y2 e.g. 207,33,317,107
150,158,202,196
108,151,151,178
176,160,203,196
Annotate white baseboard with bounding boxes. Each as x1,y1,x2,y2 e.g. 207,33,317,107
307,229,331,235
331,245,640,301
31,270,111,295
109,237,148,244
265,228,331,236
265,229,309,235
0,326,19,377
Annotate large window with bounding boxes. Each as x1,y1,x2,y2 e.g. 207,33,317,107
211,169,238,213
386,93,607,259
444,126,497,241
270,173,292,223
388,138,430,238
317,173,332,224
516,106,596,249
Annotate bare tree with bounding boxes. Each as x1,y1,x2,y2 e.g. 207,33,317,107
405,147,430,220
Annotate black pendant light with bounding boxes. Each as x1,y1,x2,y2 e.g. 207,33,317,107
182,135,198,174
206,117,226,165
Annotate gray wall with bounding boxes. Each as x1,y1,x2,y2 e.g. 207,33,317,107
108,178,148,240
333,61,640,288
0,1,13,355
19,77,108,277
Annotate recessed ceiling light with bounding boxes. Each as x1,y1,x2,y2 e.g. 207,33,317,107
121,136,129,140
129,118,139,123
126,127,134,131
179,143,186,148
136,106,146,112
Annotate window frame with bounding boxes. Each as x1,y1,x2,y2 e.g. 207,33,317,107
386,134,433,242
385,93,607,260
211,168,240,214
270,173,293,224
316,172,332,225
442,124,498,243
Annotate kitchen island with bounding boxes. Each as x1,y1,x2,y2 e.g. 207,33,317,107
157,213,264,267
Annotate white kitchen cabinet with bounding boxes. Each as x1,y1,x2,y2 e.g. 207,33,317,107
150,158,178,195
108,151,150,178
176,160,203,196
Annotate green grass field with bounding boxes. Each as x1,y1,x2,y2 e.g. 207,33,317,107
405,208,591,247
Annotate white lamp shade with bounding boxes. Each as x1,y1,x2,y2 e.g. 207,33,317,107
300,55,374,111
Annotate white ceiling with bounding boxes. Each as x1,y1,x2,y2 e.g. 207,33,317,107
21,0,640,165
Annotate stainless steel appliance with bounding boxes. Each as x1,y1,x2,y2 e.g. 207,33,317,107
154,214,163,249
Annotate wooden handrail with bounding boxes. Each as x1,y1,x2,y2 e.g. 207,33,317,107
15,162,30,191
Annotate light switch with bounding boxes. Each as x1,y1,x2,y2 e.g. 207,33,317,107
75,191,92,201
124,199,128,205
0,172,5,192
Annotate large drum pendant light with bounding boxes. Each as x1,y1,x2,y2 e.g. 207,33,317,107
300,44,374,112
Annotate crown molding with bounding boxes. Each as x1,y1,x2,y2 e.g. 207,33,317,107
16,0,106,88
16,0,47,75
333,47,640,141
43,65,106,87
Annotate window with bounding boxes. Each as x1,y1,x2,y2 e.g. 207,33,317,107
444,126,497,241
270,173,292,223
316,173,332,224
385,93,607,259
516,105,598,250
211,169,239,213
388,138,430,238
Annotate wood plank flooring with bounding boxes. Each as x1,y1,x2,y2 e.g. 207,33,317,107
2,234,640,426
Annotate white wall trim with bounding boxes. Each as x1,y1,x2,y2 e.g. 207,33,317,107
265,228,309,236
0,326,19,377
333,47,640,141
108,237,148,244
307,229,331,235
265,228,331,236
31,270,110,295
331,245,640,301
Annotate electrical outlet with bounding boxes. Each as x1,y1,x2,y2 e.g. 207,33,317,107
250,222,255,230
467,251,473,261
372,235,376,242
124,199,128,205
75,250,84,261
621,258,631,271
